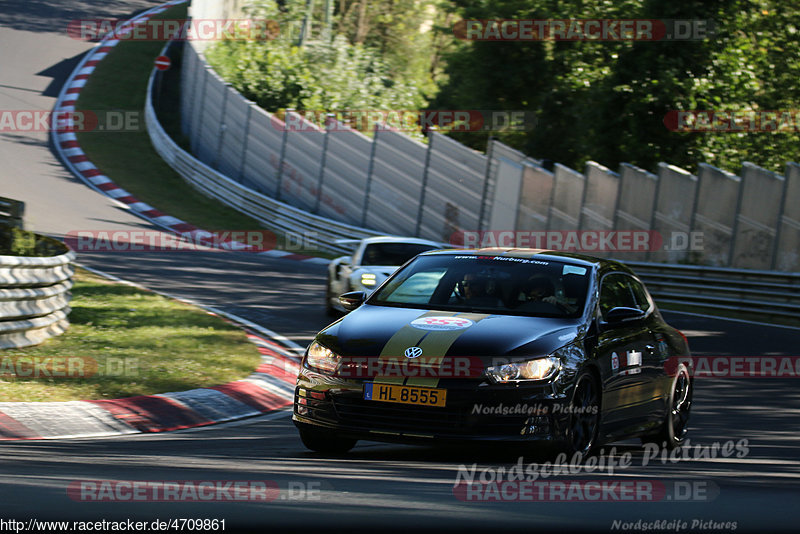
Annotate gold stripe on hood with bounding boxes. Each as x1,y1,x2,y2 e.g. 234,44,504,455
373,311,491,388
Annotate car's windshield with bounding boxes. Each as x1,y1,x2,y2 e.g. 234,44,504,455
360,243,439,266
369,254,592,318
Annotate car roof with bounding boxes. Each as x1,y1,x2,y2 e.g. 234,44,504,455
418,247,634,273
359,236,441,247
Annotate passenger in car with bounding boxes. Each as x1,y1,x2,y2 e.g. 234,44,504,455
522,276,577,313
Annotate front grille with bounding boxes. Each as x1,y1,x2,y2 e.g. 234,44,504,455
297,384,561,439
333,395,466,433
332,394,541,437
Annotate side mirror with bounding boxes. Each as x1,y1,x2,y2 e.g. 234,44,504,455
603,306,646,325
339,291,366,312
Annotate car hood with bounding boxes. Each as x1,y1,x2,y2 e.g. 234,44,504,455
317,304,582,362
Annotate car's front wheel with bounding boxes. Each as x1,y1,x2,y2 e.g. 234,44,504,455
641,363,692,449
298,425,357,454
563,371,601,456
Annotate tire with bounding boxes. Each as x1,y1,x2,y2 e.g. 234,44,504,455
563,371,601,456
641,363,692,450
298,426,357,454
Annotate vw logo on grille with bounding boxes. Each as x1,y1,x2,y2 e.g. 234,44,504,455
404,346,423,359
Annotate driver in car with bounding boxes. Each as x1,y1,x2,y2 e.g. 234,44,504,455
461,273,503,307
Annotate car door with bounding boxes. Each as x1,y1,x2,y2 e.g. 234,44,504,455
627,275,669,424
596,272,656,435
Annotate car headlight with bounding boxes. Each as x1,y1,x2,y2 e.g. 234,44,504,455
305,341,341,374
360,273,377,286
485,356,561,383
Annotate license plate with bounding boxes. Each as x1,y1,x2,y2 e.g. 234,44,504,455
364,383,447,407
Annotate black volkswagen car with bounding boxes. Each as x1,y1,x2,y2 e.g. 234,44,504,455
294,248,692,455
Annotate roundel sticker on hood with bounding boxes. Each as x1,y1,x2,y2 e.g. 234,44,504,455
410,316,474,331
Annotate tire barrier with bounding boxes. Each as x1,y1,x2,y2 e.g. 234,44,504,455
0,229,74,349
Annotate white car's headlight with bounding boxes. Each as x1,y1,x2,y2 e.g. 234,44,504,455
360,273,377,286
305,341,341,374
485,356,561,383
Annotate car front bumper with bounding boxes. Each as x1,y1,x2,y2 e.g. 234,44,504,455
292,368,573,444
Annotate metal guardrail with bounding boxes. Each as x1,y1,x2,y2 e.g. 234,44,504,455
0,197,24,229
145,60,382,257
0,246,75,349
625,261,800,321
145,45,799,322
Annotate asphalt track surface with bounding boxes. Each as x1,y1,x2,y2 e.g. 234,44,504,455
1,2,799,532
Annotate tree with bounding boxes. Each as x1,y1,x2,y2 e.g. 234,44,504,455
434,0,800,174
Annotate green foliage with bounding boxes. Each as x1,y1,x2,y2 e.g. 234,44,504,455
434,0,800,174
0,225,67,257
208,34,424,112
206,0,440,124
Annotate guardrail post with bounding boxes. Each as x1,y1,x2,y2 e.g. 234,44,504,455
611,164,625,232
212,84,230,171
314,113,335,214
645,169,662,262
727,167,746,267
771,165,791,270
237,102,254,183
576,163,590,230
361,122,380,227
415,127,435,236
192,65,211,156
276,108,293,201
182,44,200,140
477,136,495,232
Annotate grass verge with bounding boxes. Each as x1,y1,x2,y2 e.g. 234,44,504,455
75,3,333,258
0,267,261,402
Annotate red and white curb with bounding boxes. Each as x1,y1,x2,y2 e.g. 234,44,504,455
0,333,299,440
51,0,329,266
0,266,303,440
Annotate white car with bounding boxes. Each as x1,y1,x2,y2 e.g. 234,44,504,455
325,236,441,315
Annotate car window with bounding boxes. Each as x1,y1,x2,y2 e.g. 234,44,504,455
370,254,590,318
360,243,438,266
599,273,647,318
629,277,652,311
378,268,447,304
